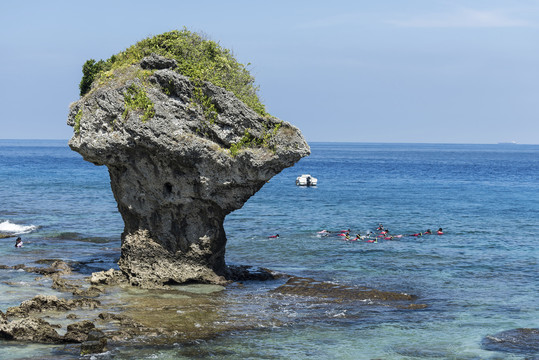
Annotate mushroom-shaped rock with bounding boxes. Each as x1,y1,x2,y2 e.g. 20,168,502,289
68,48,309,287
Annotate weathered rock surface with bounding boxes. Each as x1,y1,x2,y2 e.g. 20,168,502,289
0,317,63,343
6,295,100,317
0,316,104,345
63,320,96,343
89,268,128,286
140,53,177,70
67,55,310,286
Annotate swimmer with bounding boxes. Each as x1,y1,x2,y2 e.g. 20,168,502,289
437,228,443,235
15,237,23,248
317,230,331,237
338,229,349,236
424,229,432,235
268,234,279,238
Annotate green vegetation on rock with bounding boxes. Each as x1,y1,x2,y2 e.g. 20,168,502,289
74,109,83,134
79,60,111,97
192,85,218,123
122,84,155,122
79,28,267,117
229,121,282,157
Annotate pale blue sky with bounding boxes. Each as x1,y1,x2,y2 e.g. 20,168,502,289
1,0,538,143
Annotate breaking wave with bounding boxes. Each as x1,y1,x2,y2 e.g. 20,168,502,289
0,220,38,234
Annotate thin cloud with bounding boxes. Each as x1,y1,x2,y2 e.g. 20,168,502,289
389,9,534,28
297,13,365,29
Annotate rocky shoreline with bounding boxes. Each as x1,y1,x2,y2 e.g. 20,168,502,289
0,260,428,356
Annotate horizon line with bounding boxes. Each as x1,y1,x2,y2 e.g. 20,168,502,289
0,139,537,146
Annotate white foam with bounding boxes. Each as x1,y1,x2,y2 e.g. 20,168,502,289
0,220,37,234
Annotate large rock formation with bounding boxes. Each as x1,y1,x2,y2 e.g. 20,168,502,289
67,54,309,286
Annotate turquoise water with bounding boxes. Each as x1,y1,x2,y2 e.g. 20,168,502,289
0,140,538,359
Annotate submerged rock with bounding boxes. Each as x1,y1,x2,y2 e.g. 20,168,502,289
272,276,422,305
35,259,72,276
68,53,309,286
225,265,278,282
72,286,103,297
482,328,539,354
80,336,107,356
9,260,74,277
51,277,80,293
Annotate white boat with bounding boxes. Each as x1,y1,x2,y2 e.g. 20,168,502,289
296,174,317,186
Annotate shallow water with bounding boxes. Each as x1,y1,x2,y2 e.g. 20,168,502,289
0,140,538,359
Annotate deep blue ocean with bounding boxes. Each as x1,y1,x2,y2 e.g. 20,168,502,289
0,140,538,359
